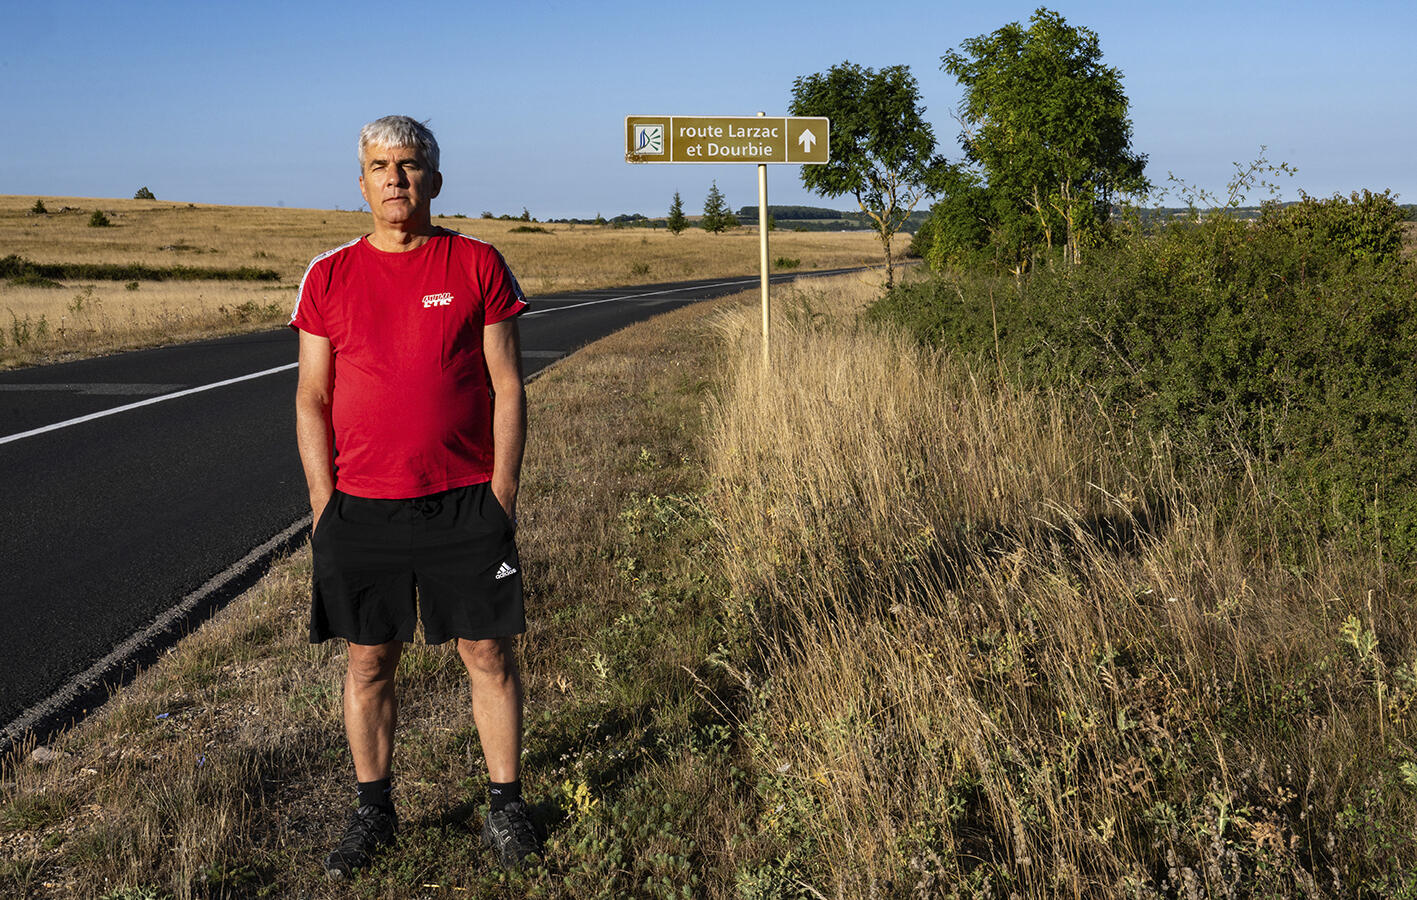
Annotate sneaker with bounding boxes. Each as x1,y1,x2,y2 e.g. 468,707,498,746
481,800,542,869
324,804,397,879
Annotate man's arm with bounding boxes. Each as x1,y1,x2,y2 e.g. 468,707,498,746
295,329,336,528
483,317,526,519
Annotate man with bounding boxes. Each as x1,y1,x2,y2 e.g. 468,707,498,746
290,115,540,878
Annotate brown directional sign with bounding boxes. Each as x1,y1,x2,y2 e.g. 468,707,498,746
625,116,829,164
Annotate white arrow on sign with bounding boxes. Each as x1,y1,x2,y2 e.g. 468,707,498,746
798,129,817,153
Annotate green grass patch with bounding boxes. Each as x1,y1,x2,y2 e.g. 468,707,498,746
0,254,280,283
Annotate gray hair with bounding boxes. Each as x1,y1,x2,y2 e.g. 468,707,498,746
358,115,440,173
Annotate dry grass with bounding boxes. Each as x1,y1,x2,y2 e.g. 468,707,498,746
0,194,882,368
704,277,1417,895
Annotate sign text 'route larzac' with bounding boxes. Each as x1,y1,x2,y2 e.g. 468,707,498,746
625,116,829,165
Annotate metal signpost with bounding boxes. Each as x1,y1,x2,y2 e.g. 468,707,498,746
626,114,830,366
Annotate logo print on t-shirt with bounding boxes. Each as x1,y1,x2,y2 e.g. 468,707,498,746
422,292,454,308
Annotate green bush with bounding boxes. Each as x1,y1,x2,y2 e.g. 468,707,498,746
0,255,278,283
88,210,111,228
30,198,47,215
1262,188,1405,264
872,191,1417,562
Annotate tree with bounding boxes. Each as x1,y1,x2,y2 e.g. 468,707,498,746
941,7,1148,269
133,186,156,200
790,61,940,286
702,181,729,234
915,163,996,270
667,191,688,235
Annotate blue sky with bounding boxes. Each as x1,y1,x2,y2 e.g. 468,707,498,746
8,1,1415,219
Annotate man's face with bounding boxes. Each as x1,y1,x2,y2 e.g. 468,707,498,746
358,143,442,228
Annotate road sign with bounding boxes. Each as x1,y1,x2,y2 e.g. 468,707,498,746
626,116,829,165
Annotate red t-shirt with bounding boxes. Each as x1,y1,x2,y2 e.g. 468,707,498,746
289,230,527,499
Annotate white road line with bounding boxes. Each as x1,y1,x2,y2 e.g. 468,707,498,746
0,271,837,446
522,277,758,317
0,362,299,446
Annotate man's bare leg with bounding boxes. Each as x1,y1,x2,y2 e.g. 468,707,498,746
458,636,522,782
344,641,403,781
461,636,538,866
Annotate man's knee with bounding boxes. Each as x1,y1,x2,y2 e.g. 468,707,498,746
346,641,401,687
458,636,517,680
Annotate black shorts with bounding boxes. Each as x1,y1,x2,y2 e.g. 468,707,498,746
309,482,525,645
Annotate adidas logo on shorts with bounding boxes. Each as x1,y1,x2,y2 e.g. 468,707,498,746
494,561,517,580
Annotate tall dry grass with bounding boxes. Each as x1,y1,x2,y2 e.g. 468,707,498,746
705,277,1417,895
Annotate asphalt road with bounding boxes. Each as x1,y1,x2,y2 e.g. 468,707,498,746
0,268,863,748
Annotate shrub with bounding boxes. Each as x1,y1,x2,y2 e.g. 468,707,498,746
509,225,548,233
1261,188,1405,264
88,210,111,228
0,255,278,283
872,192,1417,562
133,186,156,200
218,299,284,323
30,198,47,215
772,257,800,269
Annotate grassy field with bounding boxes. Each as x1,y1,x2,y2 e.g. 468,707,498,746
5,256,1408,896
0,194,883,368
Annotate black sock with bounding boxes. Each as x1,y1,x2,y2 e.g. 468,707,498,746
356,777,393,812
489,779,521,812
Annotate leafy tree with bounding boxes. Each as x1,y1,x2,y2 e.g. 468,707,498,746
914,163,996,270
133,186,156,200
702,181,729,234
667,191,688,235
942,7,1148,269
790,61,940,286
